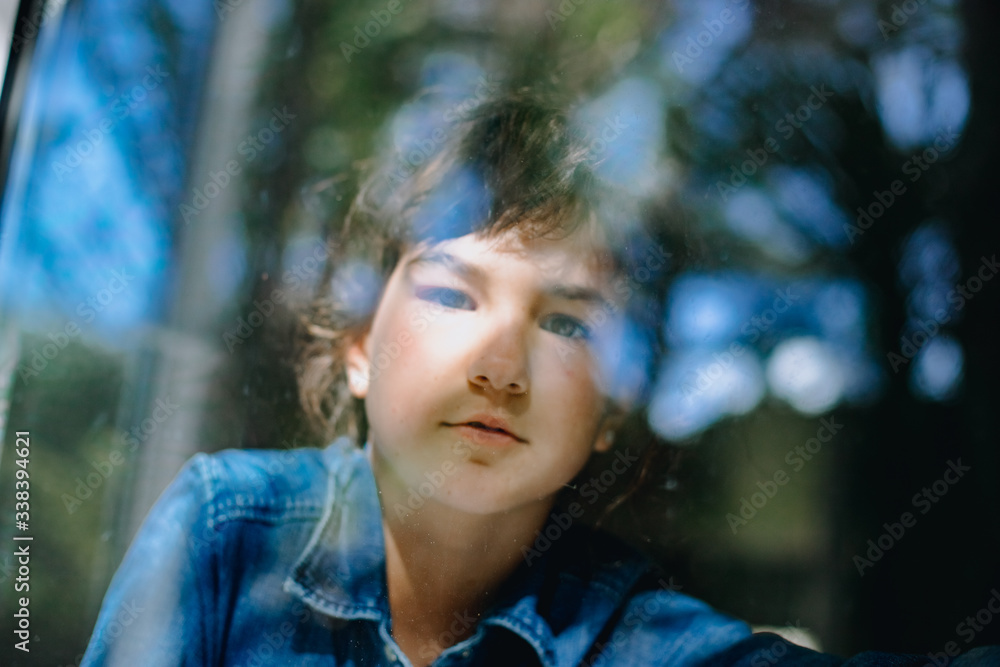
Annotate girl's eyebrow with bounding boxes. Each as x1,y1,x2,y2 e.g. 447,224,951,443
406,248,612,309
543,283,612,309
406,249,483,282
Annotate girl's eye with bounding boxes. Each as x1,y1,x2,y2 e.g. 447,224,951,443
541,314,591,340
416,286,475,310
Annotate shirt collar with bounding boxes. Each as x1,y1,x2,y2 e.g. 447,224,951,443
284,438,387,621
284,437,650,667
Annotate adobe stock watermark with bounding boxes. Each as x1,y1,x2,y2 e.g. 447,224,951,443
52,66,170,181
353,270,476,386
582,577,684,665
235,438,311,495
887,254,998,373
681,287,798,398
233,617,305,667
746,631,800,667
391,440,474,521
16,268,135,383
842,128,961,244
545,0,591,30
61,395,180,513
222,242,332,352
670,0,751,72
525,112,631,205
878,0,930,40
180,106,296,225
214,0,246,20
11,0,69,54
924,588,1000,667
431,107,627,213
853,458,970,576
579,113,629,164
621,576,684,627
340,0,410,62
714,84,835,202
383,91,628,211
521,448,640,565
384,75,503,189
553,242,669,363
726,416,843,534
75,601,144,663
416,610,479,663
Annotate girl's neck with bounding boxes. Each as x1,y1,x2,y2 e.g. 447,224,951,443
368,449,554,665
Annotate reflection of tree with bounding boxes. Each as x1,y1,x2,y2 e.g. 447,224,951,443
0,338,124,666
3,0,997,661
229,0,999,652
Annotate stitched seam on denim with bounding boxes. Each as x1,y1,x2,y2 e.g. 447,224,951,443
434,625,486,661
283,441,387,621
211,509,324,526
194,449,327,528
194,453,219,530
190,453,220,663
284,577,382,620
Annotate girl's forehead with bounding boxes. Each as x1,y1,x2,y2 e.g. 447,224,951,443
404,226,617,280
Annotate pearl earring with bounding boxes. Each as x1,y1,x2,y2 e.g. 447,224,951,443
349,369,368,392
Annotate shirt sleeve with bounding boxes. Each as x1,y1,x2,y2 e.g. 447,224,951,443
81,455,217,667
590,583,754,666
696,632,1000,666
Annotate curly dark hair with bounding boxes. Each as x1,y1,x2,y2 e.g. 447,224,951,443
294,86,688,534
297,87,648,441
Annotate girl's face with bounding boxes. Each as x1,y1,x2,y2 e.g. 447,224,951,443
346,225,624,516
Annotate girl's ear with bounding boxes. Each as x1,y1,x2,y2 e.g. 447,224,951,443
345,331,372,398
593,410,625,453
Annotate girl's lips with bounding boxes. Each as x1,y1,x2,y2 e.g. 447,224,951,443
446,416,527,446
449,423,523,447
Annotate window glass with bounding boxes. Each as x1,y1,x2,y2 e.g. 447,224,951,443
1,0,998,664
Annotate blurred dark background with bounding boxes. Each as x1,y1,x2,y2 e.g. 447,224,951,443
0,0,998,664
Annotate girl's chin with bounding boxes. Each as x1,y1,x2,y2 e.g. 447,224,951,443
425,481,556,518
370,450,558,516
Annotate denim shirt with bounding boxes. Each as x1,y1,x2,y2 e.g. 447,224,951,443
84,438,995,667
81,437,755,666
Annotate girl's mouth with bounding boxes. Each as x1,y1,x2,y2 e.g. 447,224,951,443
447,415,527,445
468,421,508,434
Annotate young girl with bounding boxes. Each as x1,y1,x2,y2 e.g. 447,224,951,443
81,91,996,667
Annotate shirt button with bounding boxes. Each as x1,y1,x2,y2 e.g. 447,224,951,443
384,644,398,662
461,649,470,658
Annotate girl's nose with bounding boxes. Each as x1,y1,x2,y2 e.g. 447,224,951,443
467,319,530,397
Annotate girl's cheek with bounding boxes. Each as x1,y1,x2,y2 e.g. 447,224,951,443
549,336,597,373
540,343,599,396
399,296,452,345
409,309,429,333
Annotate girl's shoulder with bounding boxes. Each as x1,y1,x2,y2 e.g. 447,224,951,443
518,520,753,664
180,436,364,528
699,634,1000,666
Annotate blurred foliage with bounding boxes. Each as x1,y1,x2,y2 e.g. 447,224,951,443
1,0,999,663
228,0,1000,654
0,337,124,665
